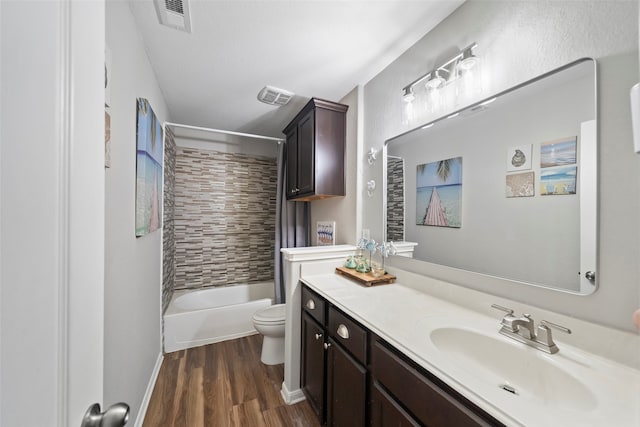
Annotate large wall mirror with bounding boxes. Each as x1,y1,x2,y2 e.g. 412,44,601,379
384,58,597,294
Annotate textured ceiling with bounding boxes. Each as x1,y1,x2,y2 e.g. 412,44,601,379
129,0,464,138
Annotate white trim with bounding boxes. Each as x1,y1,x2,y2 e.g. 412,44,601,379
57,1,72,425
280,244,356,262
579,119,598,294
134,352,164,427
355,84,365,242
280,381,306,405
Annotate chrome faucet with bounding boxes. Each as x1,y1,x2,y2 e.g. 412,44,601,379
491,304,571,354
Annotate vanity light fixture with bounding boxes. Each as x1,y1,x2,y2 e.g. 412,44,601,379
457,46,479,71
401,42,478,102
402,86,415,103
425,69,447,89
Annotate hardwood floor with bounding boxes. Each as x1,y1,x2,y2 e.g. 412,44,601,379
143,334,320,427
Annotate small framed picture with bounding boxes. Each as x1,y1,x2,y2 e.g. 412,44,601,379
506,144,532,172
317,221,336,246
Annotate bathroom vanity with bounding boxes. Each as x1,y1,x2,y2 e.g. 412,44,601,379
301,283,503,426
297,269,640,427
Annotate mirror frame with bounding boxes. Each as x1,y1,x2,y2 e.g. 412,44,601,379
383,58,598,295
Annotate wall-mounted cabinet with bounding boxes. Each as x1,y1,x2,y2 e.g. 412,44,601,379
283,98,348,201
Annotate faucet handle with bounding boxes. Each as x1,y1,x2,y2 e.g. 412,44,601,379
540,320,572,335
491,304,514,316
537,320,571,354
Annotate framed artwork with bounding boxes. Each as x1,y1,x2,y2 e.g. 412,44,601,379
135,98,163,237
540,136,577,168
416,157,462,228
506,144,532,172
506,171,535,198
540,166,577,196
317,221,336,246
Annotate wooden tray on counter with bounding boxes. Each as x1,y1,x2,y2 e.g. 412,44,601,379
335,266,396,287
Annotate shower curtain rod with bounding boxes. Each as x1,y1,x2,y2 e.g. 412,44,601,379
164,121,284,144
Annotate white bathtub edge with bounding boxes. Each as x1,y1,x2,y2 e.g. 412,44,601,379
281,381,306,405
135,351,164,427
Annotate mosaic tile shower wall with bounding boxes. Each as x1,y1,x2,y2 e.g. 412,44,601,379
162,127,176,313
387,156,405,242
174,147,277,290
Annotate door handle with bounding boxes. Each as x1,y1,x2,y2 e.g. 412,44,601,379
314,333,323,340
305,299,315,310
81,402,130,427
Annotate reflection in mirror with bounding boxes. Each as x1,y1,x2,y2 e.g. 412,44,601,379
384,58,597,295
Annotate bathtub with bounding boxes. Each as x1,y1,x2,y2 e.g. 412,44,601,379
163,281,274,353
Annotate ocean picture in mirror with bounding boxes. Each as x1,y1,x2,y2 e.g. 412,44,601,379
416,157,462,228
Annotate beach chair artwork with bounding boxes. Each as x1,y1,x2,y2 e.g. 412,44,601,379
416,157,462,228
540,136,577,196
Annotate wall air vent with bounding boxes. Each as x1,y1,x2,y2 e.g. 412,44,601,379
153,0,192,33
257,86,294,106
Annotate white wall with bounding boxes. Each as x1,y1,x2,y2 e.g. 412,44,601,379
363,0,639,331
311,86,361,245
105,2,169,422
1,1,105,425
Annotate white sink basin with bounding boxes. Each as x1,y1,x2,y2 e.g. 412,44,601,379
429,327,597,411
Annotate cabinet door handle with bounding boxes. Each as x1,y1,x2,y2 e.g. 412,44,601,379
305,299,315,310
315,333,323,340
323,342,332,350
337,324,350,340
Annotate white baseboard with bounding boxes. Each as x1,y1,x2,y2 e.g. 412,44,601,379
134,352,164,427
280,381,306,405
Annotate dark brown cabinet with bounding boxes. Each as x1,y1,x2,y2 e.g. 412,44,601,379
301,286,367,426
300,284,505,427
283,98,348,201
326,338,367,427
301,312,326,419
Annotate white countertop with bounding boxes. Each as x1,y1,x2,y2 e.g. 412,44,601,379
301,272,640,427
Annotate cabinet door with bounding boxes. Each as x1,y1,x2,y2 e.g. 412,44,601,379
371,382,420,427
285,126,298,198
301,313,325,420
296,110,315,196
326,338,366,427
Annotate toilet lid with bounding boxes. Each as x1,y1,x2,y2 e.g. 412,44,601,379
253,304,286,323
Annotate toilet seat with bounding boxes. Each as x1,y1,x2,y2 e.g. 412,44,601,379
253,304,285,324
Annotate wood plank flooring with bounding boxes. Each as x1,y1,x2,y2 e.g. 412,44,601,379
143,334,320,427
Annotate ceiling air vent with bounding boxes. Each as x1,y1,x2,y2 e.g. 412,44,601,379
257,86,294,106
153,0,192,33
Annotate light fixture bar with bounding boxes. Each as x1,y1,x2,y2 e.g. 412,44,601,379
401,42,478,97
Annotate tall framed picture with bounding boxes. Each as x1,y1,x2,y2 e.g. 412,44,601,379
317,221,336,246
416,157,462,228
135,98,163,237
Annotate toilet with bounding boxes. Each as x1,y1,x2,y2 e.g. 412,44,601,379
252,303,286,365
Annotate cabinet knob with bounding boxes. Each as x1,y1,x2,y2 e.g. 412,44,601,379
337,324,350,340
314,333,323,340
323,342,332,350
305,299,315,310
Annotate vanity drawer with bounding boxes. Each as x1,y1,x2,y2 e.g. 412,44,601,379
371,339,502,427
328,306,367,364
302,285,325,325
